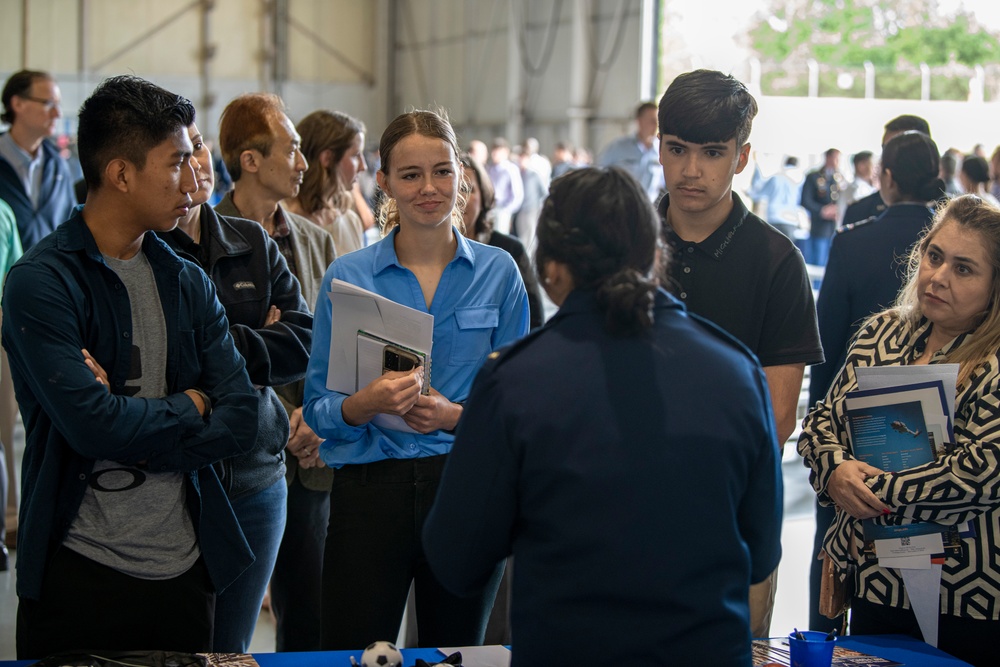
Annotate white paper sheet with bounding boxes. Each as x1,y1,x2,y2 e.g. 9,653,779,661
325,279,434,396
879,554,932,570
856,364,959,419
899,564,943,647
875,532,944,560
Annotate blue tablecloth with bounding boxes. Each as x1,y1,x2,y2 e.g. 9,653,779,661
0,635,973,666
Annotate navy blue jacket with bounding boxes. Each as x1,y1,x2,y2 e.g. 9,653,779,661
424,289,782,666
1,209,259,599
159,206,312,500
0,135,77,249
842,190,886,227
809,203,934,405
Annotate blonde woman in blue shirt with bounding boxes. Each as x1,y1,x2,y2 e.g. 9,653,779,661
304,110,529,649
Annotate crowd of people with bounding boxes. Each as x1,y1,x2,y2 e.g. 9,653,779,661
0,64,999,667
747,120,1000,269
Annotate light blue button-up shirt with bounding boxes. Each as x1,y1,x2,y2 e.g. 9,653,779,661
304,225,530,467
596,133,665,202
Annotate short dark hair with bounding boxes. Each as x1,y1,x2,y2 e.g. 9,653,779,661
460,154,495,236
884,114,930,137
784,156,799,168
852,151,873,169
962,155,991,186
1,70,52,125
658,69,758,147
77,75,195,191
881,131,943,202
635,101,657,118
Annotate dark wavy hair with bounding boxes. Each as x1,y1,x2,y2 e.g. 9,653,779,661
77,75,195,191
459,154,495,236
961,155,991,187
536,167,665,336
881,131,944,202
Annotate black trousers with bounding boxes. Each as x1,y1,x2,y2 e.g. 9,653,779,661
271,474,330,652
851,595,1000,667
17,546,214,660
320,455,503,649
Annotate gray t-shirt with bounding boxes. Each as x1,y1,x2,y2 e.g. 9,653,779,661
63,249,200,579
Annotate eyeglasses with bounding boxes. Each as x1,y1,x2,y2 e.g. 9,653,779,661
17,95,60,111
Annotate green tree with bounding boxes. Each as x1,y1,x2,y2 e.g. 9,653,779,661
749,0,1000,68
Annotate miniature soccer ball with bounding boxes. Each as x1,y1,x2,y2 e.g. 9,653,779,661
359,641,403,667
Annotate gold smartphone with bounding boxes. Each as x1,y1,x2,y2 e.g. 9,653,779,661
382,344,422,374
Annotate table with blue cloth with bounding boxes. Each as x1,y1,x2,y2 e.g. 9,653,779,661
0,635,973,666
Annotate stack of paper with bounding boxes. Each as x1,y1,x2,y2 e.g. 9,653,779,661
845,364,960,647
326,279,434,433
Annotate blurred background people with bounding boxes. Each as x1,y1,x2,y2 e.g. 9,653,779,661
751,155,807,240
596,101,664,202
959,154,1000,207
801,147,844,265
837,150,877,225
487,138,523,235
461,155,543,329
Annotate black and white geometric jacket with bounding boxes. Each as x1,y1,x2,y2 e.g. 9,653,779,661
798,312,1000,620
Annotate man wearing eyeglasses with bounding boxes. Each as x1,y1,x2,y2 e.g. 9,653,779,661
0,70,77,250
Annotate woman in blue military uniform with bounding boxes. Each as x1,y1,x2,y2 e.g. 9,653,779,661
424,166,783,665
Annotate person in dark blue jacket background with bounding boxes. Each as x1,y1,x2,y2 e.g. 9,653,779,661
842,114,932,228
424,167,783,666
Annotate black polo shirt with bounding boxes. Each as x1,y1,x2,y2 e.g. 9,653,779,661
659,192,824,368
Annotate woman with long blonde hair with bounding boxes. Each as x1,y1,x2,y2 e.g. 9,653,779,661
799,195,1000,666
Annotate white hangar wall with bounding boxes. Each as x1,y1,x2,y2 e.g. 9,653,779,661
0,0,659,156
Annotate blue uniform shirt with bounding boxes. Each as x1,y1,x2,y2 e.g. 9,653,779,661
304,225,529,467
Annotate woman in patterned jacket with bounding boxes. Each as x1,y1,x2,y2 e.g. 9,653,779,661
798,194,1000,667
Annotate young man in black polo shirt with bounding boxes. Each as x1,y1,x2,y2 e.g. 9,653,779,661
656,69,824,638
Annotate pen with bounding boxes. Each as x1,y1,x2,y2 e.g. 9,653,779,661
825,628,838,641
793,628,806,641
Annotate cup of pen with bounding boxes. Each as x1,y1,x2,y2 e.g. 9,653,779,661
788,630,836,667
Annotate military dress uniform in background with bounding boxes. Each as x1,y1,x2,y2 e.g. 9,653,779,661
800,167,844,266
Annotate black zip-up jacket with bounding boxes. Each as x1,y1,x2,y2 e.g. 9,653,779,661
159,205,312,499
